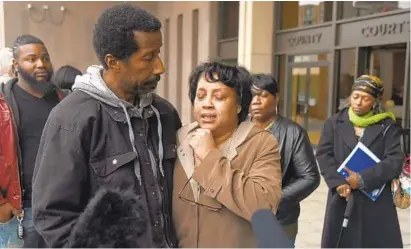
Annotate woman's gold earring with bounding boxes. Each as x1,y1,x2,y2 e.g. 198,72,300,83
237,107,242,114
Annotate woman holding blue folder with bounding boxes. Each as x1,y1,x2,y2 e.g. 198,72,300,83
316,75,404,248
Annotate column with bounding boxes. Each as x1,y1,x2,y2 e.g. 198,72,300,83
237,1,275,74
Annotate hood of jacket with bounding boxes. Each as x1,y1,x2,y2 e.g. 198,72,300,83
72,65,165,184
72,65,153,111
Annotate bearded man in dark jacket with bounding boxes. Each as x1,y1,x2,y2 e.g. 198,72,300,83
249,73,320,246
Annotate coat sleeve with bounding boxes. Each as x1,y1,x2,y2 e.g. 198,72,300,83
0,194,6,206
192,132,282,221
316,118,348,190
32,116,89,248
174,109,182,130
281,129,320,203
359,124,404,191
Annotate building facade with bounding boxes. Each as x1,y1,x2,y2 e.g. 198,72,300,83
224,1,410,144
274,1,410,144
1,1,409,143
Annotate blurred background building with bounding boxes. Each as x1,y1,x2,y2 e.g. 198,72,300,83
0,1,409,145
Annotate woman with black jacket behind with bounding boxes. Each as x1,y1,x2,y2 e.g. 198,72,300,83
53,65,82,91
316,75,403,248
249,74,320,246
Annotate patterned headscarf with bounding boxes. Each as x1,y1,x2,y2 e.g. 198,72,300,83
352,75,383,98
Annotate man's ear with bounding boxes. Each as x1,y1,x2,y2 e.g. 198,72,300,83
8,65,15,77
105,54,121,73
237,105,242,114
12,59,18,74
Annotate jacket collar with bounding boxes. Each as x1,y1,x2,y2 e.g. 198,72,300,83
336,108,387,150
100,94,170,123
176,120,260,200
177,120,258,159
177,121,259,175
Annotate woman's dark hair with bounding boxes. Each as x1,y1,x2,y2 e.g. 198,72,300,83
53,65,82,90
251,74,279,96
188,62,252,122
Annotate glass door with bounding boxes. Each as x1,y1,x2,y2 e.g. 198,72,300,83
359,43,408,126
291,67,308,129
289,66,329,145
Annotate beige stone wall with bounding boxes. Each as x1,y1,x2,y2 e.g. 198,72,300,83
0,1,5,48
156,1,218,125
3,1,158,72
238,1,274,74
1,1,219,124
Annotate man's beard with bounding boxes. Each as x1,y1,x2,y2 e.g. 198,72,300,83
17,65,55,94
136,75,161,95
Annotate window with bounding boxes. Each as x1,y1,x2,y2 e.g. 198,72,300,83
279,1,333,30
275,55,286,116
219,1,239,39
163,19,170,99
368,44,408,124
192,9,199,70
220,59,237,66
303,6,314,25
290,54,328,63
336,49,356,110
320,3,325,23
191,9,199,122
338,1,410,19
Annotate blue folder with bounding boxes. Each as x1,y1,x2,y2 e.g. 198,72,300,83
337,142,385,201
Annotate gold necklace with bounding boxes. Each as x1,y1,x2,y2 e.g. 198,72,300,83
265,121,275,130
265,116,279,130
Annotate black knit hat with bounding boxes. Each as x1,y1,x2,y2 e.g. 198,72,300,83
352,75,383,98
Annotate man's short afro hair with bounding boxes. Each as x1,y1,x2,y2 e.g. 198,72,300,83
93,4,161,69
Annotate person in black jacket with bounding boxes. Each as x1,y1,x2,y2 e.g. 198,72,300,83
249,74,320,246
316,75,403,248
53,65,82,91
32,4,181,248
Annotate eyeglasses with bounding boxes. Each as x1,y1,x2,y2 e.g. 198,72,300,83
178,176,222,212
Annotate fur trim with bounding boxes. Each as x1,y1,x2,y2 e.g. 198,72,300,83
67,188,148,248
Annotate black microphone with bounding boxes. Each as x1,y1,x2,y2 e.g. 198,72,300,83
251,209,293,248
67,188,148,248
342,194,355,228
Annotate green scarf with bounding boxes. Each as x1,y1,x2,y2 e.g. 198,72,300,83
348,107,396,127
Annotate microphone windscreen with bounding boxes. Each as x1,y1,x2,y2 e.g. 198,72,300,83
67,188,148,248
251,209,293,248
